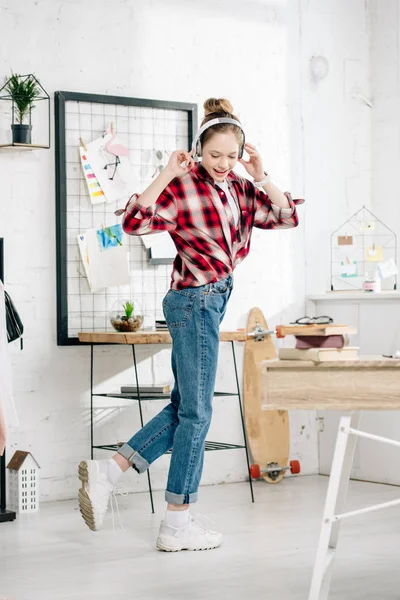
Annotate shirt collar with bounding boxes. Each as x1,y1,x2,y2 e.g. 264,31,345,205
194,162,215,184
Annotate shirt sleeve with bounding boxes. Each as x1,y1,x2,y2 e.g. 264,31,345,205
245,180,304,230
119,185,178,236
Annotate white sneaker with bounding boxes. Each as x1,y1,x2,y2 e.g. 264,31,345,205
78,460,114,531
156,513,223,552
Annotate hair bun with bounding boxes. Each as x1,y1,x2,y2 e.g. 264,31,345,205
203,97,234,117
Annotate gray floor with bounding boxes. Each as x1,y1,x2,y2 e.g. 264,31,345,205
1,475,400,600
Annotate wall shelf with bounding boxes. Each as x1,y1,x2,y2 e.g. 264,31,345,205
0,74,50,148
308,291,400,301
0,143,49,149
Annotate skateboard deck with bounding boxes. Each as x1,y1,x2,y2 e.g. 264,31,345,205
243,307,290,484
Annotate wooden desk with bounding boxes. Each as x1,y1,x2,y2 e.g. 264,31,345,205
78,330,248,345
78,330,253,513
261,358,400,600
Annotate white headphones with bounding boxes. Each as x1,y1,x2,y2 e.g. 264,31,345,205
191,117,246,161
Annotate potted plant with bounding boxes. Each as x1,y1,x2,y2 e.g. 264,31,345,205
109,299,144,332
4,73,41,144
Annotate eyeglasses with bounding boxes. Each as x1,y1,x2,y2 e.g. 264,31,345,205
103,155,121,181
290,316,334,325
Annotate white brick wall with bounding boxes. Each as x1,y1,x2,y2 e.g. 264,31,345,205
370,0,400,238
0,0,375,502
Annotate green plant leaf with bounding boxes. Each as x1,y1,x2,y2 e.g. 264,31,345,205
122,301,134,318
4,73,41,124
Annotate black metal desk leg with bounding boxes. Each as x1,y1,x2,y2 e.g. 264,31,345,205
132,345,155,514
231,341,254,502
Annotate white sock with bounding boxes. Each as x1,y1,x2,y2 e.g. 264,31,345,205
104,458,123,486
166,509,190,528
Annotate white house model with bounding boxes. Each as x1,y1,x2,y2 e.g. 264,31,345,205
7,450,40,513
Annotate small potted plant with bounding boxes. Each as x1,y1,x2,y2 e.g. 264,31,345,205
4,73,41,144
109,300,144,332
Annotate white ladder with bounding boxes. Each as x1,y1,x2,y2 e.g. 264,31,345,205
309,412,400,600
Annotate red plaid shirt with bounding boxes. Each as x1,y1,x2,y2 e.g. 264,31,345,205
122,163,304,289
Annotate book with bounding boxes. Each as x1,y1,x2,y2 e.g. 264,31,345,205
278,324,357,337
120,384,171,394
278,347,359,362
295,335,350,349
117,392,171,398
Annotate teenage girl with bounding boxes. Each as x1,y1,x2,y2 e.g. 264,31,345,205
78,97,303,552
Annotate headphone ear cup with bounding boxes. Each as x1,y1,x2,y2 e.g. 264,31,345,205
238,133,245,159
196,139,202,157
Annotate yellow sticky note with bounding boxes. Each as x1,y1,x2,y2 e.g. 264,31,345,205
366,246,383,262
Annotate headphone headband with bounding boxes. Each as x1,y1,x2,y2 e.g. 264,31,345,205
191,117,245,160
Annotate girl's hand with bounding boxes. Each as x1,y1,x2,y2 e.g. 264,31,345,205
165,149,195,178
238,143,265,181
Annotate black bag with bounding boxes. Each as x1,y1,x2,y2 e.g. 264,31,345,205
4,290,23,348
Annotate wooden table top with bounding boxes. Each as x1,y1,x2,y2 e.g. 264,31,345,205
262,356,400,370
261,356,400,410
78,330,248,344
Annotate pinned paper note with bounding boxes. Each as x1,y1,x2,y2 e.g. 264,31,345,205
96,224,124,250
338,235,353,246
340,259,358,278
79,126,139,204
77,233,91,281
148,233,177,264
360,221,376,233
366,245,383,262
140,231,177,264
79,146,105,204
377,258,398,279
77,227,130,292
338,235,355,253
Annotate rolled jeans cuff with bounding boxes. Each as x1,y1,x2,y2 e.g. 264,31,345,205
165,490,198,505
117,443,150,474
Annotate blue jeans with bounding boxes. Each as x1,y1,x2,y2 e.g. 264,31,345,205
117,275,233,504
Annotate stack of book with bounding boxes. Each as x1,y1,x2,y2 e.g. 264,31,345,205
155,319,168,331
278,323,359,362
119,384,171,396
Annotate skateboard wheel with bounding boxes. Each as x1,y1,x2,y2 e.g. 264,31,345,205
276,325,284,339
250,464,261,479
290,460,301,474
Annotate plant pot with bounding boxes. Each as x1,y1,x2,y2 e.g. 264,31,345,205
109,299,144,333
11,124,32,144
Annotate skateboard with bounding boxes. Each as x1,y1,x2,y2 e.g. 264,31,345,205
243,307,300,483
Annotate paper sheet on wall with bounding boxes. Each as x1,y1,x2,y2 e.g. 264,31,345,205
340,260,358,277
141,232,177,263
84,134,138,204
366,245,383,262
77,226,130,292
377,258,398,279
79,146,106,204
77,233,91,282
